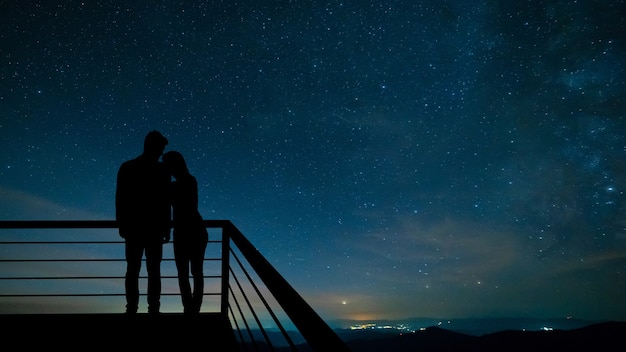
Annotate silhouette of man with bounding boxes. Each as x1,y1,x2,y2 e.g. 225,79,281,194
162,151,208,315
116,130,171,314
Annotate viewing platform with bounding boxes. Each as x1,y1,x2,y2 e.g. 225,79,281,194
1,312,238,350
0,220,351,351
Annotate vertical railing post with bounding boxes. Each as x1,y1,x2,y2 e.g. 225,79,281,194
220,222,231,316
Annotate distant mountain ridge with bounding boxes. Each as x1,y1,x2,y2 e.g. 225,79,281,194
246,318,626,351
339,321,626,352
330,316,602,336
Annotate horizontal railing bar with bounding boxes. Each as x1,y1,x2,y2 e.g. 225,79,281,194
0,259,126,262
0,240,223,244
0,293,223,297
0,275,222,280
0,241,123,244
0,258,222,262
0,220,232,229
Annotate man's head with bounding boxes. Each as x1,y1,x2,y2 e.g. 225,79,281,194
143,130,168,159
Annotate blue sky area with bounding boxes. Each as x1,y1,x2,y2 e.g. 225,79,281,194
1,1,625,321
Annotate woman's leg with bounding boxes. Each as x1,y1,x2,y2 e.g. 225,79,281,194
189,240,207,312
174,240,192,312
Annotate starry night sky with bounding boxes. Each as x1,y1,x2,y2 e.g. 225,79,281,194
1,1,625,321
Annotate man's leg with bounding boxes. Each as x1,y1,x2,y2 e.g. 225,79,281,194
124,239,143,313
145,242,163,314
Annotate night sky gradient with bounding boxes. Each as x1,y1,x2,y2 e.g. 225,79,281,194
1,1,625,322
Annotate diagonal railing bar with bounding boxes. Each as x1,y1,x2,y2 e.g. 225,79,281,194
228,303,249,352
230,247,297,350
228,264,276,351
228,284,260,351
225,223,351,352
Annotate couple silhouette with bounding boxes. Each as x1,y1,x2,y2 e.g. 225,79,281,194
115,130,208,315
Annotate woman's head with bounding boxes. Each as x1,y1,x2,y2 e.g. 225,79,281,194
162,151,189,179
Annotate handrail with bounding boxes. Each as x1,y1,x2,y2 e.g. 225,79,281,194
0,219,232,229
0,220,350,351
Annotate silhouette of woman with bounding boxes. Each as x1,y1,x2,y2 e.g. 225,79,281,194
162,151,208,314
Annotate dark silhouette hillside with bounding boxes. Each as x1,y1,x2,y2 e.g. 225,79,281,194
476,321,626,352
3,313,622,351
345,326,477,352
275,321,626,352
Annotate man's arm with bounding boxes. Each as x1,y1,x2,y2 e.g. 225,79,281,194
115,163,129,238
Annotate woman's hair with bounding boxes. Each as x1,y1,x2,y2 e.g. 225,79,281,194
162,151,190,176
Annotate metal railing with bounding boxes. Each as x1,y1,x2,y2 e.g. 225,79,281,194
0,220,350,352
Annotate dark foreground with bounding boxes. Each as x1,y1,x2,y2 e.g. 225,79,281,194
2,313,624,352
0,312,239,351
